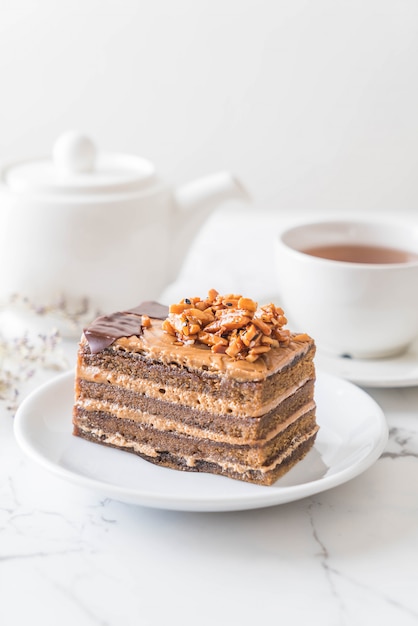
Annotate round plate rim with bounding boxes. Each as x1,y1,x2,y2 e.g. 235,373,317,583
13,369,388,512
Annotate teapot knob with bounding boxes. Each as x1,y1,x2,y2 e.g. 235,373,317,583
53,130,97,174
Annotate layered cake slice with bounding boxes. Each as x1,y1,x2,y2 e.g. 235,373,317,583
73,290,318,486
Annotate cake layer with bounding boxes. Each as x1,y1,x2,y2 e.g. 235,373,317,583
92,323,314,382
75,378,315,444
73,295,318,486
73,410,319,486
76,339,315,418
74,406,317,464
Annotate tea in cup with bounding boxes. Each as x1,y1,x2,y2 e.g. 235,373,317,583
275,219,418,358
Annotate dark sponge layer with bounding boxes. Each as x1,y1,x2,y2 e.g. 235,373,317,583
76,378,315,442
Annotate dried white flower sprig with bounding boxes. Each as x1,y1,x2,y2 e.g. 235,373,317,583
0,330,68,413
9,293,99,332
0,293,100,412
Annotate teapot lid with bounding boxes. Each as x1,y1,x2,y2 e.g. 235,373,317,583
2,131,157,195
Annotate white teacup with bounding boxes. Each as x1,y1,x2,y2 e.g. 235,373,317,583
276,219,418,359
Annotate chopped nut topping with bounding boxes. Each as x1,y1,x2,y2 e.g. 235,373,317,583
163,290,293,361
141,315,152,328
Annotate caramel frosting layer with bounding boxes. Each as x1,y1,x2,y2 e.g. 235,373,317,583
81,321,314,383
82,300,315,382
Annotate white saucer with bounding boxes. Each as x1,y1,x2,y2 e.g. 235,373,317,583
14,370,388,512
315,337,418,388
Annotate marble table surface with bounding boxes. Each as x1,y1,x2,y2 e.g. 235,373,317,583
1,208,418,626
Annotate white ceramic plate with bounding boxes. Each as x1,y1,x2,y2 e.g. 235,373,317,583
14,370,388,512
315,337,418,388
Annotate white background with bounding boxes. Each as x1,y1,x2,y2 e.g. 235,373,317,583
0,0,417,213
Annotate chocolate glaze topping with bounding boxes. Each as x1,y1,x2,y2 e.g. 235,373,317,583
84,301,169,354
127,302,169,319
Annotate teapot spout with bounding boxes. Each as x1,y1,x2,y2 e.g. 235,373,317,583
169,172,250,282
174,171,250,214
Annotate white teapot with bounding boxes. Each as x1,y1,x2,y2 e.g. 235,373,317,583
0,131,248,334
